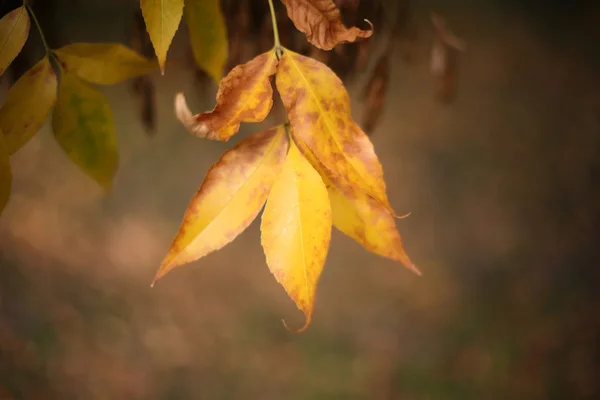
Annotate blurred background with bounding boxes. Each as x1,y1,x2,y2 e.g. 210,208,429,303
1,0,599,398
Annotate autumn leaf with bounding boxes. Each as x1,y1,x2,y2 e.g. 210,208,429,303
0,6,30,76
185,0,228,83
140,0,184,73
0,57,57,154
51,73,118,191
430,12,466,103
54,42,157,85
154,126,289,284
0,132,11,216
276,49,397,215
261,135,331,332
293,136,420,275
280,0,372,50
175,50,278,141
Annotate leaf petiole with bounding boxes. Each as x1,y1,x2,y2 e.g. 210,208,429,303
23,1,51,55
267,0,283,58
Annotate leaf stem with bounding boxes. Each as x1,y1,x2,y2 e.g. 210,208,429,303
24,1,51,54
267,0,283,58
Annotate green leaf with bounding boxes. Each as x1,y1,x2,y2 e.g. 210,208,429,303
0,5,30,76
0,131,11,216
54,42,158,85
51,73,118,191
0,56,57,154
184,0,228,83
140,0,184,73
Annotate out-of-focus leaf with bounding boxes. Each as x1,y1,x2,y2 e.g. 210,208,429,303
185,0,228,83
280,0,372,50
430,12,466,103
131,9,157,136
54,42,157,85
0,131,11,216
0,5,30,76
51,73,118,191
175,50,278,141
275,49,396,216
361,50,390,135
293,136,419,275
140,0,184,73
261,136,331,332
0,56,57,154
154,126,289,284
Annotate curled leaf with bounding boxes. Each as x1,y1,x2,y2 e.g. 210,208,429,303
276,49,396,215
51,73,119,191
0,132,11,216
293,136,419,275
54,42,157,85
154,126,289,284
175,50,278,141
280,0,373,50
185,0,228,83
261,135,331,332
430,12,466,103
140,0,184,73
0,56,57,154
0,5,30,76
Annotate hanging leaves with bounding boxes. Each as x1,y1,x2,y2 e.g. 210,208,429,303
54,42,157,85
175,50,278,141
275,49,396,215
154,126,289,283
0,56,57,154
0,132,11,216
51,73,118,191
430,12,466,103
0,5,30,76
261,136,331,332
184,0,228,83
280,0,373,50
140,0,184,73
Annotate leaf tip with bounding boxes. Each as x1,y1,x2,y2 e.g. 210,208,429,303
281,315,311,334
174,92,210,138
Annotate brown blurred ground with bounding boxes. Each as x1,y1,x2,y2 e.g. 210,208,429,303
1,0,599,399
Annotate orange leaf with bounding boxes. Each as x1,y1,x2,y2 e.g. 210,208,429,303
153,126,289,284
276,49,397,216
175,50,278,141
280,0,373,50
293,136,420,276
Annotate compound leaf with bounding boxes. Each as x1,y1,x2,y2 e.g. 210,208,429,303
154,125,289,284
55,42,157,85
185,0,228,83
0,56,57,154
51,73,118,191
280,0,372,50
140,0,184,73
0,5,30,76
175,50,278,141
261,135,331,332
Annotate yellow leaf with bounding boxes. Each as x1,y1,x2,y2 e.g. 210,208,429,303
154,126,289,284
51,73,118,191
293,136,420,276
175,50,278,141
0,57,57,154
276,49,396,215
0,5,30,76
184,0,228,83
280,0,372,50
54,42,158,85
140,0,184,73
0,131,11,216
261,136,331,332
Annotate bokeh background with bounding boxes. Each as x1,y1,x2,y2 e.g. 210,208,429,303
1,0,599,398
